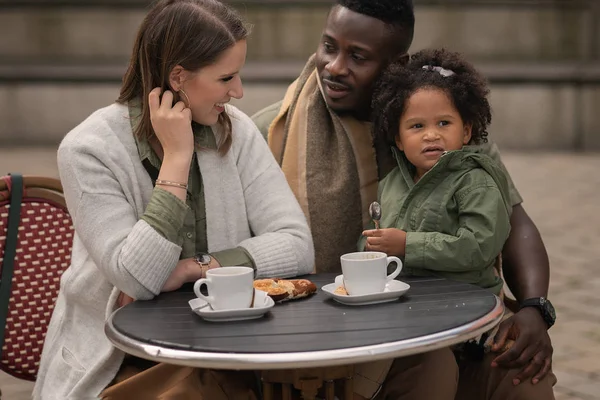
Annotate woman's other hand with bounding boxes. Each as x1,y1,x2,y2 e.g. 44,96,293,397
148,88,194,201
117,292,135,308
148,88,194,158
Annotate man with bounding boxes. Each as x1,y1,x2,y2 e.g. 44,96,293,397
252,0,557,399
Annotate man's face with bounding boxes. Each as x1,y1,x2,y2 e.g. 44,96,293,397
315,6,407,117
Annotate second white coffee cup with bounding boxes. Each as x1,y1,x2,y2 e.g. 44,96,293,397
340,251,403,295
193,266,254,310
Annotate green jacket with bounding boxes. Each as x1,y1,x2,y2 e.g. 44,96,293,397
359,146,512,295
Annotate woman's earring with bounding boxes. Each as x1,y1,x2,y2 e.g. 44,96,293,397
179,89,190,108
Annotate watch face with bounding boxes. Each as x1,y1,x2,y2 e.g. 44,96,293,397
523,297,556,327
544,300,556,322
196,254,211,265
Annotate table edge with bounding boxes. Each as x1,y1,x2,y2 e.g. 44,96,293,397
104,296,504,370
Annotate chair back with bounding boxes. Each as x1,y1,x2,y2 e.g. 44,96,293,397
0,174,73,381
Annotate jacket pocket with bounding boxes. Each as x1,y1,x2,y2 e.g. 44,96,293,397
56,346,87,395
38,346,87,399
61,346,86,373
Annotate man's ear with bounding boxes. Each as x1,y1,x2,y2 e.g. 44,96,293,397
463,123,473,145
396,53,410,66
168,65,188,91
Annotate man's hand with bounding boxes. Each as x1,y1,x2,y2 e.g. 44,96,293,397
491,307,553,385
363,228,407,257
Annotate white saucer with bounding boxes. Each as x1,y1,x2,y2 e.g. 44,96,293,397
188,289,275,322
321,277,410,306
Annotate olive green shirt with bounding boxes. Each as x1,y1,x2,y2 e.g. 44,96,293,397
129,103,255,268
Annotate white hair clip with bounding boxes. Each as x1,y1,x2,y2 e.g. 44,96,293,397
422,65,455,77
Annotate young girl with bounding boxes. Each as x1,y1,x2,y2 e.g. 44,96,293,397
360,48,512,295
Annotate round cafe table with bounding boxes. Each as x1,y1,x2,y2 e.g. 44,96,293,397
105,273,503,370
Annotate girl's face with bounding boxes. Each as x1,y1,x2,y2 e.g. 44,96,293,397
396,87,472,180
177,40,247,126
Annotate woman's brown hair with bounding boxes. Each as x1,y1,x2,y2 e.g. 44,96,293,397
117,0,249,155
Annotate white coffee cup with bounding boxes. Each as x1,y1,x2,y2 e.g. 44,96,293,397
339,252,403,295
193,266,254,310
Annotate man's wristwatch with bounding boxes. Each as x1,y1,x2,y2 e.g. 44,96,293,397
520,297,556,328
193,253,212,278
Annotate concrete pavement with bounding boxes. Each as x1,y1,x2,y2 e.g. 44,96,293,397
0,147,598,399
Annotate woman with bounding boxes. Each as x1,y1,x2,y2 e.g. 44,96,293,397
33,0,314,398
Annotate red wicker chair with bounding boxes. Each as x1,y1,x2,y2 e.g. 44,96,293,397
0,174,74,396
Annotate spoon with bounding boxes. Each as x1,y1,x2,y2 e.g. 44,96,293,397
369,201,382,230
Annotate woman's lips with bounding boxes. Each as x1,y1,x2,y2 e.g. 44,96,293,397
214,102,226,113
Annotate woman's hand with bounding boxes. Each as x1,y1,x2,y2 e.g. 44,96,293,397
116,258,223,307
115,259,197,307
162,257,222,292
117,292,135,308
363,228,407,257
148,87,194,201
162,259,200,292
148,88,193,158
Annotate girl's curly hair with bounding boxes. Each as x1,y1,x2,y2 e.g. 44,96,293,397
372,48,492,146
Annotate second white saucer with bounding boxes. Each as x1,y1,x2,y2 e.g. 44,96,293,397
321,279,410,306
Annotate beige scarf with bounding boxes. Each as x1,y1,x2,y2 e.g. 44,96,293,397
268,55,387,273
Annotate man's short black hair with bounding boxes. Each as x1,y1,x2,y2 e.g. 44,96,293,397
336,0,415,52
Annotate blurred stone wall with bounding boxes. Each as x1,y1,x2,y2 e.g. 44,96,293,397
0,0,598,150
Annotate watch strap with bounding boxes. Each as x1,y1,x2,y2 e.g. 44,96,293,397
520,297,544,308
194,253,211,278
520,297,555,328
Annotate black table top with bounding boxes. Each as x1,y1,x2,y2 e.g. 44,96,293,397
105,274,503,369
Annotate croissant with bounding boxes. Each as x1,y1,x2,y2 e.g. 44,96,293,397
253,278,317,302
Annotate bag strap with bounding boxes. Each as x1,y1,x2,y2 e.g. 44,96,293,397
0,173,24,355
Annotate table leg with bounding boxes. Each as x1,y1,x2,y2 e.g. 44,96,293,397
344,377,354,400
299,389,318,400
282,383,293,400
298,378,321,400
262,381,274,400
324,380,335,400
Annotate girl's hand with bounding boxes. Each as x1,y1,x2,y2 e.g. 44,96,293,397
363,228,407,257
148,88,193,158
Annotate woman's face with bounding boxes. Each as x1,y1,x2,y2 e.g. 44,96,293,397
180,40,247,126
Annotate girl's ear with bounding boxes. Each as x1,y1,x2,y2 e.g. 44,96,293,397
463,123,473,145
395,134,404,151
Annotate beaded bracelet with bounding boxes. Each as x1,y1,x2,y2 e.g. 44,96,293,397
155,179,188,190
